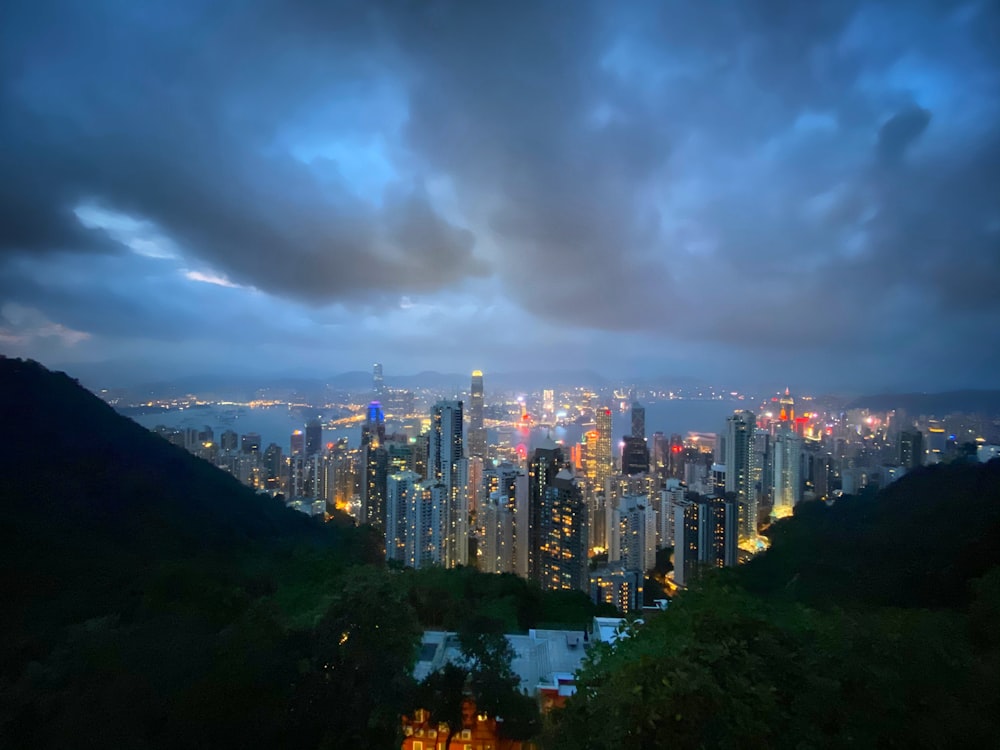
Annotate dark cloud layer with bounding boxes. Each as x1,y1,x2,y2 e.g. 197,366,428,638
1,0,999,389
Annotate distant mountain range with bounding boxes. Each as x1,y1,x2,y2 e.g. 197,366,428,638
846,390,1000,415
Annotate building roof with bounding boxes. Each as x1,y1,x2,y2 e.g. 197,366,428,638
413,627,594,696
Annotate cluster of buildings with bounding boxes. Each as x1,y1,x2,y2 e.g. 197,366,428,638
150,367,1000,615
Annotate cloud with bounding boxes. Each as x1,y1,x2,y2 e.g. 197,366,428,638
0,0,999,390
0,303,91,347
877,105,932,166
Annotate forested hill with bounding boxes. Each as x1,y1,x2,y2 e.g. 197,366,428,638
736,458,1000,609
1,357,402,749
0,356,331,549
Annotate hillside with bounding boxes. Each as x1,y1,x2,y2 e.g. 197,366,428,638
546,460,1000,749
0,358,409,749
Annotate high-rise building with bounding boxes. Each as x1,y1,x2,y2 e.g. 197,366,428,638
609,494,657,573
772,424,803,517
263,443,283,491
621,435,650,476
659,478,686,548
652,431,668,472
590,564,643,614
899,430,924,469
596,408,614,484
386,470,421,563
373,362,385,398
290,429,304,456
305,418,322,457
538,468,589,592
725,410,757,540
631,401,646,440
220,429,239,453
404,480,447,568
430,400,464,567
241,432,261,455
480,491,516,574
362,401,388,529
527,438,566,583
542,389,555,415
468,370,487,459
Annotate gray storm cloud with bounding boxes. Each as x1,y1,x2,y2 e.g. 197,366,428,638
0,0,998,388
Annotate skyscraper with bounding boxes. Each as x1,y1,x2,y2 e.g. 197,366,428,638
621,435,650,476
373,362,384,398
527,438,566,583
468,370,487,459
362,401,388,529
725,410,757,540
430,400,464,566
610,494,656,573
596,407,614,488
772,424,803,517
305,418,322,457
538,468,589,592
899,430,924,469
386,470,420,563
630,401,646,440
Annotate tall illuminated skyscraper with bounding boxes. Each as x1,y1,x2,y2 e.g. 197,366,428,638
596,407,614,489
772,423,802,517
527,438,566,583
468,370,487,459
725,410,757,539
538,468,589,592
362,401,388,529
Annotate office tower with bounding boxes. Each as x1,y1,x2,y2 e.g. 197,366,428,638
468,370,487,459
772,424,803,517
621,435,650,476
305,418,322,457
899,430,924,469
610,494,657,573
527,438,567,582
538,468,589,592
386,470,420,563
290,429,304,456
631,401,646,440
430,400,464,567
710,463,726,497
373,362,384,398
596,407,614,484
361,401,388,529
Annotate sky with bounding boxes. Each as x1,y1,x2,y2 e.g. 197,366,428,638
1,0,999,393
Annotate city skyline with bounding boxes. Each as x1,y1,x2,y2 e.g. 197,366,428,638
2,2,999,392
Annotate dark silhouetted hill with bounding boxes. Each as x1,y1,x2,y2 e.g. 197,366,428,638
736,459,1000,609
